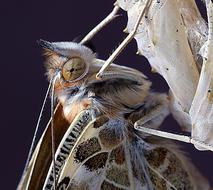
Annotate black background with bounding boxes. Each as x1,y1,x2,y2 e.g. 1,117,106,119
2,0,213,189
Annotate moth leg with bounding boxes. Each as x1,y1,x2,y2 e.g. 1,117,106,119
134,91,213,151
80,3,120,44
135,125,213,151
129,93,169,137
96,0,153,78
133,92,213,151
132,92,213,151
134,103,168,129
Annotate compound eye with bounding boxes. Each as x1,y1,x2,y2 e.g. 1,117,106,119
62,57,87,81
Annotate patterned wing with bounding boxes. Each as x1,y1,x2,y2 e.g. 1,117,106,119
42,110,94,189
20,107,210,190
57,115,150,190
143,140,210,190
54,113,209,190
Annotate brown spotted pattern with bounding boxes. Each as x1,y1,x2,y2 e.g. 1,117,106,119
145,147,194,189
93,116,109,129
99,127,123,149
74,137,101,163
84,152,108,171
106,165,130,187
109,145,125,165
144,147,168,168
148,168,167,190
162,153,193,189
61,117,203,190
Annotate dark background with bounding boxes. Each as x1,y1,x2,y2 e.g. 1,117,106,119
2,0,213,189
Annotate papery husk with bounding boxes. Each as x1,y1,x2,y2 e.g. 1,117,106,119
116,0,213,150
189,0,213,150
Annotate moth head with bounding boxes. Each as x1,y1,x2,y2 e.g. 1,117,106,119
38,39,95,90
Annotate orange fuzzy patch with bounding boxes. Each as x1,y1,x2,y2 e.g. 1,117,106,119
63,99,91,124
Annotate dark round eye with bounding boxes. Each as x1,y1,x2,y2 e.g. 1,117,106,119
62,57,87,81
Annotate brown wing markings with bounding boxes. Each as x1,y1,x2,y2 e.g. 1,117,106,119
144,147,168,169
66,151,109,189
162,151,193,189
106,165,130,187
42,110,93,190
59,117,199,190
71,115,109,165
147,168,168,190
106,144,130,187
144,146,194,190
98,126,124,149
65,119,130,189
93,115,109,129
109,144,126,165
57,118,104,188
74,137,102,163
57,177,70,190
103,122,149,189
83,152,109,172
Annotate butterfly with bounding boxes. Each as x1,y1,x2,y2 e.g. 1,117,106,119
16,40,210,190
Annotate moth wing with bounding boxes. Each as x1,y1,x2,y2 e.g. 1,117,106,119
57,115,144,190
143,139,211,190
57,113,206,190
41,109,210,190
17,104,70,190
56,113,103,189
42,110,94,189
18,108,211,189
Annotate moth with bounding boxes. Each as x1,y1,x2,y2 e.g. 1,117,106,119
17,0,213,189
17,40,211,189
